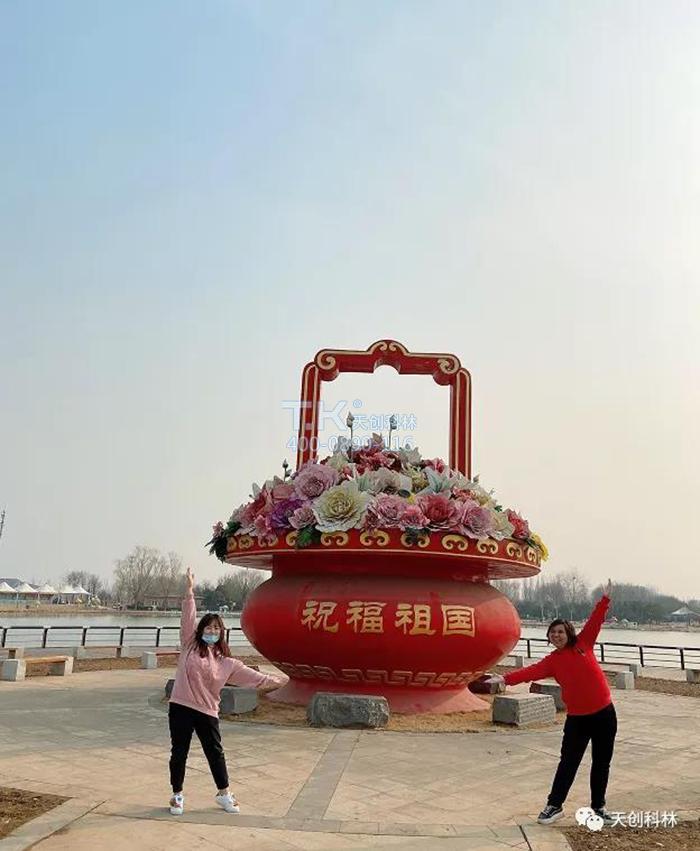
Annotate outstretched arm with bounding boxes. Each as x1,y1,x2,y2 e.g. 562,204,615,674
577,578,612,648
180,566,197,647
502,654,554,687
226,659,289,691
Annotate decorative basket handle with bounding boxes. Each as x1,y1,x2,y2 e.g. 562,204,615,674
296,339,472,476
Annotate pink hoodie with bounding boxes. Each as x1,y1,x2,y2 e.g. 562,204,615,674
169,590,285,718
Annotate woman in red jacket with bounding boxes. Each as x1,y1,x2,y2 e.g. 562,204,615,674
487,579,616,827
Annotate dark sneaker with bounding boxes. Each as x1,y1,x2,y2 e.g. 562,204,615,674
537,805,564,825
593,807,615,826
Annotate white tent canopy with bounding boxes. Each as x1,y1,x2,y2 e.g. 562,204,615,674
14,582,36,593
57,584,78,595
35,583,57,594
0,581,16,594
72,585,90,596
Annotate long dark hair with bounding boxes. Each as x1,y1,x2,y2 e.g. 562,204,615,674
547,618,578,648
190,613,232,659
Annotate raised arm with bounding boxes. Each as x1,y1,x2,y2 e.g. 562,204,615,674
180,566,197,647
502,654,554,687
225,658,289,691
577,579,612,648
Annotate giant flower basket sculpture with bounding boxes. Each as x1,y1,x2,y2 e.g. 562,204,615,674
209,340,546,713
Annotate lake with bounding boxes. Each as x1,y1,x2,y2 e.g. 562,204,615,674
2,614,700,650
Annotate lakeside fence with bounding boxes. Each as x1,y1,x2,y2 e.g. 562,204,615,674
0,624,249,650
1,624,700,669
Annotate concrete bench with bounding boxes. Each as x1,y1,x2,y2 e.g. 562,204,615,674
71,645,132,660
686,669,700,684
493,693,556,727
616,671,635,689
530,679,565,711
2,655,73,682
141,650,179,669
164,679,257,714
506,654,526,668
4,648,25,659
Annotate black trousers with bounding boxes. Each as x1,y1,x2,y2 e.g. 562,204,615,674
548,702,617,809
169,701,229,793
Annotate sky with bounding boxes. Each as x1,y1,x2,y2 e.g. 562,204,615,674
1,1,699,597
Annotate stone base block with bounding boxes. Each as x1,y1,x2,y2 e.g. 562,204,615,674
493,694,556,727
307,692,390,729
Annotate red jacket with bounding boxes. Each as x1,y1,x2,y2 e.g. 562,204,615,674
503,595,612,716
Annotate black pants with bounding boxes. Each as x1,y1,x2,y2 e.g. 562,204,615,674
548,702,617,809
169,702,229,793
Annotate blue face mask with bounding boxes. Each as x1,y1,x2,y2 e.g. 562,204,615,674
202,633,219,645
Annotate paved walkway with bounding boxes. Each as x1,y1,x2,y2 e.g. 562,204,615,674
0,669,698,850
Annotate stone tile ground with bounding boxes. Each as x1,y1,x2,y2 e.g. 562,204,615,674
0,668,698,850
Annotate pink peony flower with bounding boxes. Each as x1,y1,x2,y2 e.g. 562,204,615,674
459,499,495,540
271,482,295,502
416,493,461,531
399,504,429,530
365,494,407,529
253,512,277,545
293,463,338,500
289,504,317,530
507,509,530,539
424,457,448,474
212,521,225,537
239,489,272,532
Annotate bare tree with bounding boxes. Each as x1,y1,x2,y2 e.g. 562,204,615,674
64,570,105,598
113,546,163,608
152,551,185,602
560,569,590,619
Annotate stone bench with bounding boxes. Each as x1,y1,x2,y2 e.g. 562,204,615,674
141,650,179,669
307,693,390,729
164,679,257,714
493,693,556,727
506,654,526,668
529,679,565,711
615,671,635,689
686,669,700,684
2,655,73,682
4,647,25,659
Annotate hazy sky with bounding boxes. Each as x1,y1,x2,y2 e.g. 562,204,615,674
2,2,698,597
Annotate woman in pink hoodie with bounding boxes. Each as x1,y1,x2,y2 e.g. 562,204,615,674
168,567,288,816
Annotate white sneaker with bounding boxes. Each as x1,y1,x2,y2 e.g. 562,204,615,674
169,793,184,815
215,792,240,814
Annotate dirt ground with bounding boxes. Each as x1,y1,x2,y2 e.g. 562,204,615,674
563,819,700,851
222,692,565,733
0,787,67,839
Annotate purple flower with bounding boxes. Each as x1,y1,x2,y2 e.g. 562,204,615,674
269,498,305,532
292,463,338,500
289,504,317,530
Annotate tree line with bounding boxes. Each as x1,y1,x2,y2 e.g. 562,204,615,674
62,545,265,611
492,569,700,624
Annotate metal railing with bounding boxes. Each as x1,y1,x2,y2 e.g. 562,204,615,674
514,637,700,670
0,624,249,650
1,625,698,669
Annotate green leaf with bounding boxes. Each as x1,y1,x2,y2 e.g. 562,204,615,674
295,525,321,549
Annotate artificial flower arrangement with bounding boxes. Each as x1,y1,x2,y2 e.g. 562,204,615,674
208,434,548,563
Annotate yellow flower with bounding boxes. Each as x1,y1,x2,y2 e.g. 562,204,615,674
531,533,549,561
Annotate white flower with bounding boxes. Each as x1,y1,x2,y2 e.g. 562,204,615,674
417,467,463,495
397,446,422,466
312,480,370,532
490,510,515,541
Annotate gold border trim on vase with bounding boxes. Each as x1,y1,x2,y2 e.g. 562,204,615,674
359,529,390,547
